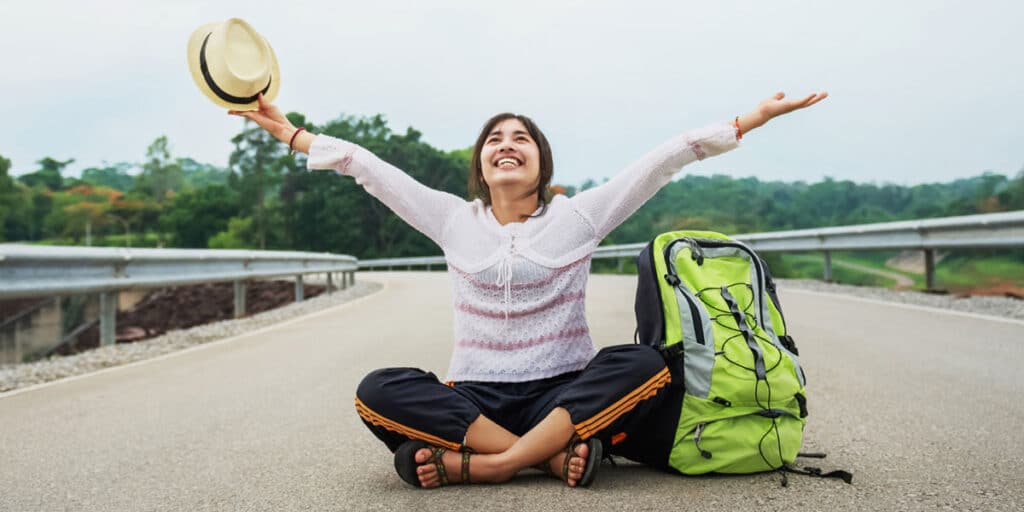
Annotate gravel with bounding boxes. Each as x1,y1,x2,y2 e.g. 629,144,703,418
0,280,383,394
3,276,1020,394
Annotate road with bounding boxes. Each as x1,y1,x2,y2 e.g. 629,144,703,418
832,259,916,288
1,272,1022,511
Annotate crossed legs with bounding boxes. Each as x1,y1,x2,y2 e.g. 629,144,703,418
355,345,672,488
413,407,591,488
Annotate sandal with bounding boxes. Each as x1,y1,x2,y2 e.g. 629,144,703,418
393,440,471,488
535,435,603,487
562,435,602,488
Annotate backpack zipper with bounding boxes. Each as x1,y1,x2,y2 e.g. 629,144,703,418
689,409,798,460
685,239,768,329
662,237,764,346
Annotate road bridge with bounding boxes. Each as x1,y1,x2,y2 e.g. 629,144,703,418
1,272,1021,511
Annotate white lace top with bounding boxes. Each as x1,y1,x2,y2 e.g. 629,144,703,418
307,120,740,382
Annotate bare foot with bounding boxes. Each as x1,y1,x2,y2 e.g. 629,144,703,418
413,448,515,488
546,442,589,487
414,447,462,488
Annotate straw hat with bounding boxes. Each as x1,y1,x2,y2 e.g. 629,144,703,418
187,18,280,110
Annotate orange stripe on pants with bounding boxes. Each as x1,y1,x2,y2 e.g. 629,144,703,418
355,397,462,452
573,367,671,439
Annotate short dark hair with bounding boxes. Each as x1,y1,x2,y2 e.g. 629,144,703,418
468,113,554,220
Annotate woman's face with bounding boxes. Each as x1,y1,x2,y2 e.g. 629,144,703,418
478,118,541,196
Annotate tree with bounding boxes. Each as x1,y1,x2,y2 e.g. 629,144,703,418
136,136,184,205
81,163,135,191
17,157,73,190
178,157,230,188
229,121,286,249
208,216,255,249
0,154,23,242
163,185,240,248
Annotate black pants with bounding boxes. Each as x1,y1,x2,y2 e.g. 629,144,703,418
355,344,673,455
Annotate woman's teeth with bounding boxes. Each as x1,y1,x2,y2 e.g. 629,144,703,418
498,158,519,168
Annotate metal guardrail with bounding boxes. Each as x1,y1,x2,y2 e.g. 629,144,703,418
360,211,1024,289
3,211,1021,352
0,245,359,346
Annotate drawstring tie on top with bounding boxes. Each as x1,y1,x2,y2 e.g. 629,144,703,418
494,253,513,330
494,230,519,331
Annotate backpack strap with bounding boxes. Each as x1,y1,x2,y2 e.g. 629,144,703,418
656,343,684,361
777,452,853,486
781,464,854,486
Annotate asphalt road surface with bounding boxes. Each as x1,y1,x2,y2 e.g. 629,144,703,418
1,272,1021,511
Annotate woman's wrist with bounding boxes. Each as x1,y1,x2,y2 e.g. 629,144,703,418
290,130,316,155
736,111,769,137
276,125,298,144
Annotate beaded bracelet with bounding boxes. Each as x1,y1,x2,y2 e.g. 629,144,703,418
734,116,743,140
289,127,306,155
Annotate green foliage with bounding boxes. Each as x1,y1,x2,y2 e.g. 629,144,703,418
229,121,287,249
604,172,1024,246
81,163,135,191
163,185,240,248
16,157,73,190
0,154,21,242
178,157,230,189
135,136,185,204
208,216,254,249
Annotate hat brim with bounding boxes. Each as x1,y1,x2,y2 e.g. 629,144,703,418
187,22,281,110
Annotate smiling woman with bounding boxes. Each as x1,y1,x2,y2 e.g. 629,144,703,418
226,72,826,488
468,113,554,225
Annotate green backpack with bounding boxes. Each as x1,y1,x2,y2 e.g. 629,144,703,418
627,230,814,477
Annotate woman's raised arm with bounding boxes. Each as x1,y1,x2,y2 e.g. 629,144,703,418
228,94,465,249
571,91,828,240
228,93,315,153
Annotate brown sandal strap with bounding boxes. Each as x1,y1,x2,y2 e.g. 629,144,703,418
461,451,471,483
430,447,449,486
561,435,580,482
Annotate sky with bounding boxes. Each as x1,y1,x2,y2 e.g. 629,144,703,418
1,0,1021,187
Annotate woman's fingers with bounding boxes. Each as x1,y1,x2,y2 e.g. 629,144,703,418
783,91,828,110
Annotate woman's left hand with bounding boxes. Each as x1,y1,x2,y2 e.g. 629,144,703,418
738,91,828,135
757,91,828,121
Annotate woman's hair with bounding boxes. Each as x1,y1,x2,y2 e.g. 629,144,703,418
468,113,554,220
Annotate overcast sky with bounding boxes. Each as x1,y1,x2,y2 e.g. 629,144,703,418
2,0,1021,187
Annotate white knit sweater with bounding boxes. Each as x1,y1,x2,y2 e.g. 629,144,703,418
307,120,740,382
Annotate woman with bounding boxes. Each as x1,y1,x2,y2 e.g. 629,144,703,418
231,90,828,488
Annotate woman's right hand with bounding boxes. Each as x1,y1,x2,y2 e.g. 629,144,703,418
228,93,301,145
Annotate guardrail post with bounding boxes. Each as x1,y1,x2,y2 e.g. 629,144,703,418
234,280,246,318
327,273,334,294
617,258,624,274
99,291,117,346
350,271,356,286
295,275,304,302
823,251,833,282
340,272,348,290
12,328,22,365
924,249,936,291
